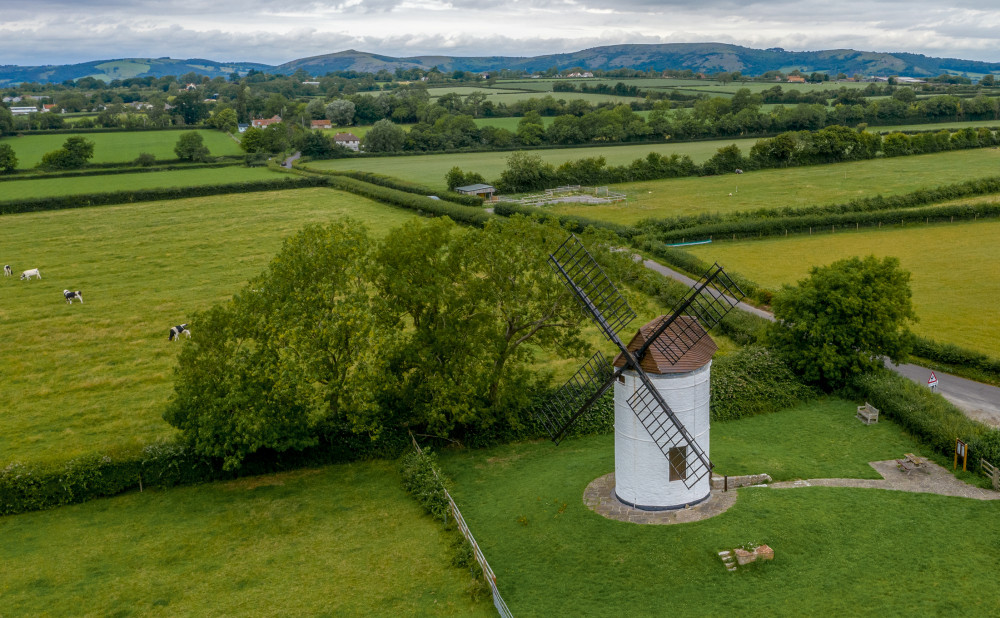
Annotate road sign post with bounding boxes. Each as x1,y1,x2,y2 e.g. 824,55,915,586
928,371,938,391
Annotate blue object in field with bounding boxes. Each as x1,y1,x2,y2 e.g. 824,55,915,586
664,239,712,248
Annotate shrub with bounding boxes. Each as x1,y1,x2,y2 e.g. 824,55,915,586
134,152,156,167
911,336,1000,382
399,447,451,520
711,345,817,421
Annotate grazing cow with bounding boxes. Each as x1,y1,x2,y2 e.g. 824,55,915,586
20,268,41,280
735,168,744,174
3,265,11,277
168,324,190,341
63,289,83,304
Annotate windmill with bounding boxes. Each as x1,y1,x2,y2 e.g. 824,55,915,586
539,235,745,510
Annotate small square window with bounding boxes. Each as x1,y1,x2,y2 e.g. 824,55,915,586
668,446,687,481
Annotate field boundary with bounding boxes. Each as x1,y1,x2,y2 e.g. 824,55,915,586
409,434,512,618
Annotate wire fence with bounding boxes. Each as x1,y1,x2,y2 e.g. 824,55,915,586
409,433,513,618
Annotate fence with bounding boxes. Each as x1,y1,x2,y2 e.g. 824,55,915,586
981,458,1000,490
499,185,626,207
409,434,513,618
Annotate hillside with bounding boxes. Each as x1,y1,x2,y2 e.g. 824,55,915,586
4,43,1000,84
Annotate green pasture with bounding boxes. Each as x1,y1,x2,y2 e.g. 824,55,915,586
684,219,1000,356
305,139,761,191
0,166,280,200
487,92,640,105
0,188,417,466
426,86,527,97
549,147,1000,224
441,399,1000,615
0,462,490,616
0,129,243,168
868,120,1000,133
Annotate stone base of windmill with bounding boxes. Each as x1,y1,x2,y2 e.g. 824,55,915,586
583,472,739,525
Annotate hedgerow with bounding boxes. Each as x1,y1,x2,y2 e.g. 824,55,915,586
711,346,817,422
322,175,492,226
0,176,328,215
308,168,485,206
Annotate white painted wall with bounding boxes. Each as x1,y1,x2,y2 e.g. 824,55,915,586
613,361,711,509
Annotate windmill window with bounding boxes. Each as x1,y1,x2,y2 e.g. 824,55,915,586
668,446,687,481
617,375,625,384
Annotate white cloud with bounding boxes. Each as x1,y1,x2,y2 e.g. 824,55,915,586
3,0,1000,65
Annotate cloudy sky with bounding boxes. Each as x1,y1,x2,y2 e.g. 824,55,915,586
3,0,1000,66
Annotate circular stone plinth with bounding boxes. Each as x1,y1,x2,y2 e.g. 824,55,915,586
583,472,737,525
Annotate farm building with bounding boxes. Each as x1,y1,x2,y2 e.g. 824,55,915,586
252,115,282,128
334,132,361,151
455,183,496,200
311,119,332,130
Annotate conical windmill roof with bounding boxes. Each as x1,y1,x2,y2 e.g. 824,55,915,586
612,315,717,374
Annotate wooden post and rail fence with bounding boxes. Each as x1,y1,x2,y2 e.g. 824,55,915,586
981,458,1000,491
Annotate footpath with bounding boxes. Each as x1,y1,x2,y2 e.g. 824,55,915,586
641,258,1000,423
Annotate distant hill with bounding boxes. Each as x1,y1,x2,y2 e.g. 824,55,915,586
4,43,1000,85
0,57,272,85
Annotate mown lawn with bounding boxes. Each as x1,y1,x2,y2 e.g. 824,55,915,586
0,166,280,199
683,218,1000,356
0,129,243,168
548,147,1000,224
0,462,491,616
0,188,417,466
304,138,761,191
440,399,1000,616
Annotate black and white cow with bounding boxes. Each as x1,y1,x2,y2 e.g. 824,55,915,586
63,289,83,304
168,324,190,341
3,265,11,277
20,268,41,280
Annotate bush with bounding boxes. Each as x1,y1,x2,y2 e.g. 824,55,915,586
399,447,451,520
134,152,156,167
911,336,1000,382
306,167,482,206
323,175,492,226
711,346,817,421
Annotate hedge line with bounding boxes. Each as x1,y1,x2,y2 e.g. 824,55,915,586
0,160,243,183
643,200,1000,244
0,426,409,517
322,175,492,226
640,175,1000,235
301,166,484,207
492,201,638,238
841,370,1000,470
8,125,210,136
911,336,1000,383
0,176,328,215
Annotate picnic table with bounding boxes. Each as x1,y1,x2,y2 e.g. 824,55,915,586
896,453,928,474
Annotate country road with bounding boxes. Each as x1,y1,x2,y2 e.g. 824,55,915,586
642,259,1000,424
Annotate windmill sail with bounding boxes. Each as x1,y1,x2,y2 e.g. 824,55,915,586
538,352,616,444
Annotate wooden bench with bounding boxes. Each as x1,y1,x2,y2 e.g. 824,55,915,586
856,402,880,425
896,458,916,474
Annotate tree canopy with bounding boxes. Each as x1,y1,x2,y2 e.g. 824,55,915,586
767,255,917,388
174,131,210,161
38,136,94,169
165,216,626,469
362,119,406,152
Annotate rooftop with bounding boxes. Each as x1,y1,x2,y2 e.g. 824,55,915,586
612,315,717,374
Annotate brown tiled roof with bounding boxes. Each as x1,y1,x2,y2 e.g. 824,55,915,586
612,315,716,374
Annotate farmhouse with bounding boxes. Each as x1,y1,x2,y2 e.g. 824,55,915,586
311,119,332,130
333,132,361,151
455,183,496,200
786,75,806,83
252,115,282,128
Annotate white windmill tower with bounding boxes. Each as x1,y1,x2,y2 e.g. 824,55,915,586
539,236,744,511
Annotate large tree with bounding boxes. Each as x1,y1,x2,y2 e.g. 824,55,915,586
174,131,210,161
362,119,406,152
767,255,917,388
0,143,17,173
38,136,94,169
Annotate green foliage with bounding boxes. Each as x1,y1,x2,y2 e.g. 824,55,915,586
494,151,556,193
0,176,326,215
297,131,350,159
399,447,451,520
208,107,238,133
37,136,95,169
711,346,817,421
174,131,211,162
0,143,16,173
165,216,597,466
165,221,394,470
321,175,491,225
445,166,486,191
769,256,917,388
362,119,406,152
133,152,156,167
316,169,482,206
911,336,1000,383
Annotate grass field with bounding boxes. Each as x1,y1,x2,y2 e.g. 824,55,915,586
305,139,761,191
0,462,491,616
0,166,281,199
0,188,417,466
0,130,243,168
868,120,1000,132
547,147,1000,224
440,399,1000,616
683,219,1000,356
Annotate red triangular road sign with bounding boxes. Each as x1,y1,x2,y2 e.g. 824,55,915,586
928,371,938,386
